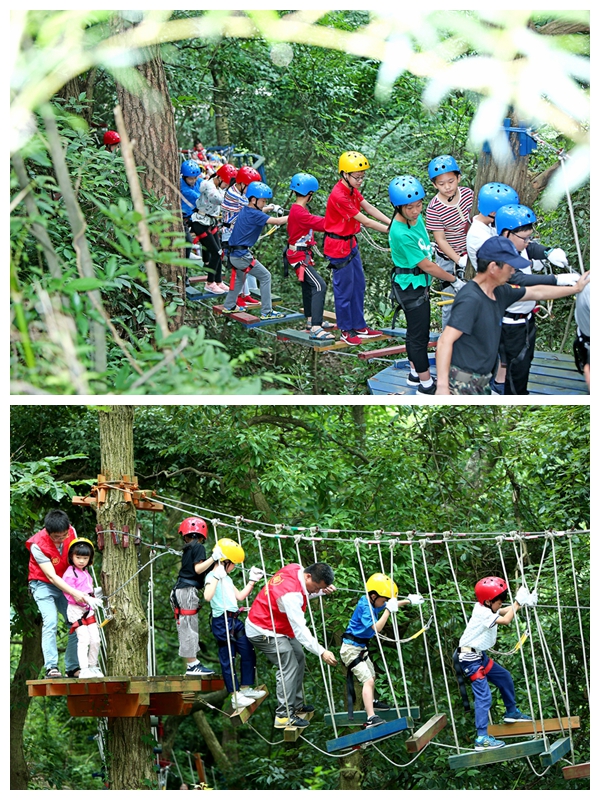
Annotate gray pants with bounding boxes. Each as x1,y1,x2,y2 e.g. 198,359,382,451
248,633,305,716
436,253,457,329
171,586,199,658
223,253,272,313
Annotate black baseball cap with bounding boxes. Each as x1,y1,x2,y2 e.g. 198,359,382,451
477,236,531,270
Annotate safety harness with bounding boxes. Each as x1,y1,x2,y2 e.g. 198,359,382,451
170,587,199,625
343,632,372,720
452,647,495,711
69,608,97,634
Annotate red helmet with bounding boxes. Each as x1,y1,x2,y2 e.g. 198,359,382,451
103,130,121,146
475,576,508,603
236,166,261,186
216,164,238,183
178,517,208,539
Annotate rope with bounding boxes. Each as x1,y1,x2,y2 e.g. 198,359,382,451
310,537,339,738
568,536,590,700
147,550,156,676
371,741,431,768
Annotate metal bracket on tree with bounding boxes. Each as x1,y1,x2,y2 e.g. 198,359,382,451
72,474,164,512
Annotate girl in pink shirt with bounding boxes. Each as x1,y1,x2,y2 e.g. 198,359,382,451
63,539,103,678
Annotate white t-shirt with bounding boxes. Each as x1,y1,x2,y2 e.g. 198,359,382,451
466,217,496,270
458,603,500,656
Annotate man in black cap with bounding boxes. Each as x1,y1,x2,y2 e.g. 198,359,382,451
435,237,589,395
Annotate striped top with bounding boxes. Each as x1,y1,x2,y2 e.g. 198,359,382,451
221,185,248,242
425,186,474,257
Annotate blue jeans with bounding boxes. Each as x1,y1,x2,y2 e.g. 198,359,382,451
211,614,256,693
330,246,367,332
461,652,517,735
29,580,79,672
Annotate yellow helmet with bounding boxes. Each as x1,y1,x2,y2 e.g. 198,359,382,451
366,573,398,599
214,538,245,564
339,151,370,173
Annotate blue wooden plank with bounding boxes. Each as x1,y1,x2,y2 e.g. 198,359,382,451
245,312,305,329
326,716,410,753
448,738,546,770
539,737,571,767
324,708,420,727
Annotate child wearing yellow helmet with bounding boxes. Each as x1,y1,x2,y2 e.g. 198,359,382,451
340,573,424,727
204,539,267,710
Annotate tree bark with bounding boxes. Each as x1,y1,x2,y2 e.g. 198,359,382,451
98,405,155,789
10,622,43,789
211,66,231,146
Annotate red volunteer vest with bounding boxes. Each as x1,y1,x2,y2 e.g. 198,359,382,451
248,563,307,638
26,526,77,582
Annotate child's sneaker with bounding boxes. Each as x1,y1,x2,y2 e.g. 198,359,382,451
417,381,437,395
239,294,256,304
406,373,421,387
222,305,244,315
355,327,383,338
373,699,390,711
490,378,505,395
231,691,254,709
474,734,505,750
260,310,286,320
78,667,97,679
293,704,314,714
364,714,385,727
503,709,532,723
341,330,362,346
89,666,104,678
240,687,267,700
274,714,310,729
185,662,215,677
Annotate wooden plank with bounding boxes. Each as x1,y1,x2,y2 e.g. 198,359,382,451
213,305,261,324
358,341,438,361
67,692,149,718
489,716,580,738
448,738,546,770
324,708,420,727
405,713,447,753
562,762,590,780
326,716,411,753
213,305,304,328
223,685,270,726
276,328,349,351
540,737,571,767
188,275,208,283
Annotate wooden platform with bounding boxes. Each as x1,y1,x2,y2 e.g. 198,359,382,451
539,737,571,767
405,713,447,753
276,328,350,351
223,685,269,726
488,716,580,738
368,351,587,395
324,707,420,727
213,305,304,328
27,674,225,718
562,762,590,780
448,738,546,770
326,715,412,753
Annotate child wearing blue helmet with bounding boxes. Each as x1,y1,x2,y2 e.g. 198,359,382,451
221,182,289,320
466,182,520,269
388,175,465,394
425,155,474,329
180,160,203,260
286,173,333,340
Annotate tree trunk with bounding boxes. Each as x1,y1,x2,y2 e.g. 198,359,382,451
192,710,238,785
211,66,231,146
10,622,43,789
113,19,185,328
98,405,155,789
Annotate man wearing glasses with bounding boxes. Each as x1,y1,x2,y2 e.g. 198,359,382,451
323,151,391,345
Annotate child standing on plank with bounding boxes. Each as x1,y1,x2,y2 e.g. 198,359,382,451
388,176,465,394
286,172,334,341
323,151,390,345
203,538,267,711
456,576,535,751
340,573,423,727
62,538,103,678
221,182,288,320
425,155,474,329
170,517,223,677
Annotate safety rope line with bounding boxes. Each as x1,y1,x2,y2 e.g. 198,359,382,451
549,533,574,752
147,550,156,676
386,540,411,711
372,741,431,768
297,735,354,757
245,721,286,746
235,517,248,587
568,536,590,700
408,538,438,713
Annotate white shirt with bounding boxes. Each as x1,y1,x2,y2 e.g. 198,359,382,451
245,566,326,657
458,603,500,656
466,217,496,270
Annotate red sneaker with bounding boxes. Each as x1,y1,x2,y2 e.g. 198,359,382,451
240,294,258,303
341,330,362,346
355,327,383,338
236,297,247,307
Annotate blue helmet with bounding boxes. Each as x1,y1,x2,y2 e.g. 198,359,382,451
389,176,426,207
478,183,519,217
289,173,319,195
181,159,201,178
246,181,273,200
428,155,461,181
495,204,537,235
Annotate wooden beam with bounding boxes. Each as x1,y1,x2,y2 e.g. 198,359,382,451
276,328,349,351
405,713,447,753
539,737,571,767
488,716,580,738
324,708,420,727
223,685,269,726
448,739,546,770
562,762,590,780
358,341,437,361
326,716,411,753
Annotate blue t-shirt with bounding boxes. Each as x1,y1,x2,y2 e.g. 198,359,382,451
229,205,270,249
180,176,200,219
343,594,384,644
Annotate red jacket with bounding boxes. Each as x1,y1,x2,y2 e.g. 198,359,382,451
323,181,363,258
286,203,326,266
26,526,77,582
248,563,307,638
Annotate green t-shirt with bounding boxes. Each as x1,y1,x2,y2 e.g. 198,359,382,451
389,215,433,290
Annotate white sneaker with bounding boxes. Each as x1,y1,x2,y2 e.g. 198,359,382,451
231,691,254,709
90,666,104,677
240,687,266,700
78,667,96,678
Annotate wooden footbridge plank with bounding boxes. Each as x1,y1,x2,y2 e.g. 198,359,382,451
326,716,412,753
405,713,447,753
324,707,420,727
448,738,546,770
562,762,590,780
539,737,571,767
488,716,580,738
